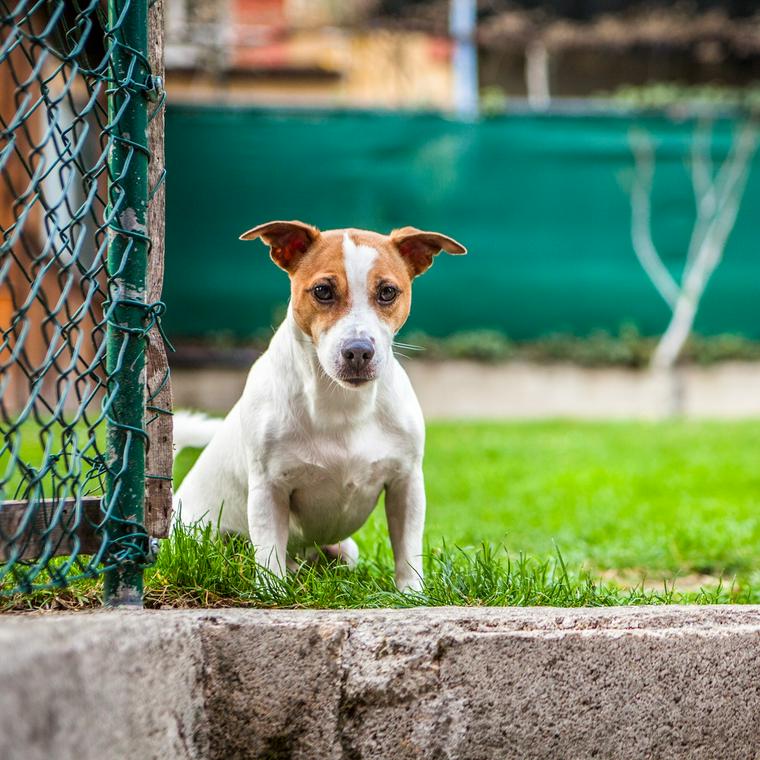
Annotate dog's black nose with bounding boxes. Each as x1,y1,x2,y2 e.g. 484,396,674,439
341,339,375,372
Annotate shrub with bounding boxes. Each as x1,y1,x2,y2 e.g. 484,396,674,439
396,327,760,368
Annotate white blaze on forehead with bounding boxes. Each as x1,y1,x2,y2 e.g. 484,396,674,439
342,233,378,316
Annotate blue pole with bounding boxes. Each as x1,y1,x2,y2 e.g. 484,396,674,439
450,0,479,120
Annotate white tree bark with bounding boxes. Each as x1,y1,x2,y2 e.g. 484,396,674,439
628,122,758,374
628,129,679,308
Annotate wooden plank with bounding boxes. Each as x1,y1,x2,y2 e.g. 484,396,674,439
144,0,174,538
0,497,104,561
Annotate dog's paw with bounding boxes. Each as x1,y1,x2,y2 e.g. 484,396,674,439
396,573,423,594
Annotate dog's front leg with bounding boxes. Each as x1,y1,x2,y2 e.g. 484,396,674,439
247,482,289,578
385,468,426,593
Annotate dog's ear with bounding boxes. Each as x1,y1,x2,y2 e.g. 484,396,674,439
240,220,320,272
390,226,467,277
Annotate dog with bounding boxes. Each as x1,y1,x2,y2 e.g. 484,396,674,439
173,220,466,591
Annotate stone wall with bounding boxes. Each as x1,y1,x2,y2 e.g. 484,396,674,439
2,607,760,759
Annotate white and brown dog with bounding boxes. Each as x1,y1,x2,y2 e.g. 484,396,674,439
173,220,466,591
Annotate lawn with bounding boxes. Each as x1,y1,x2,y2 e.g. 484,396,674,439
5,420,760,610
419,420,760,578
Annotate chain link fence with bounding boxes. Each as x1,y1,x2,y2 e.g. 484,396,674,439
0,0,171,605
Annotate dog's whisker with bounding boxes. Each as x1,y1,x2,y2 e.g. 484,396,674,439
392,342,424,351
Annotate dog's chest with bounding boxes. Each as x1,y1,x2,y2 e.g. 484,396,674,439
270,421,405,545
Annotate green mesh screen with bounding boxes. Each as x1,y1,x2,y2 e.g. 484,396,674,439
163,107,760,341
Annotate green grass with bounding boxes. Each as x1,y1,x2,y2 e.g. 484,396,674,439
420,421,760,576
5,420,760,610
0,419,104,499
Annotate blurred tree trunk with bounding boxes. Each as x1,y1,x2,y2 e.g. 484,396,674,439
628,120,758,414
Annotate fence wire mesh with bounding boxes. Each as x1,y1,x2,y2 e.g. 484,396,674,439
0,0,164,597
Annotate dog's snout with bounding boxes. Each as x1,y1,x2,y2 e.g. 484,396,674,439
341,339,375,372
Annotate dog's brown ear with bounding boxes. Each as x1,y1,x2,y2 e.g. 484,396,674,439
240,220,320,272
390,226,467,277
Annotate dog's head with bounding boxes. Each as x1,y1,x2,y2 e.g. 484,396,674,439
240,221,466,389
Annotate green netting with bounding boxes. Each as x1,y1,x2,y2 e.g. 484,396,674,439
0,0,163,599
163,107,760,341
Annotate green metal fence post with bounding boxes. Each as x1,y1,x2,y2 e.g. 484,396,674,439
103,0,151,607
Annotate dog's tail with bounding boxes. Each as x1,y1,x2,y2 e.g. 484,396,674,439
172,410,223,456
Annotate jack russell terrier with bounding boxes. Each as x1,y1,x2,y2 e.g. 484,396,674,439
173,220,466,591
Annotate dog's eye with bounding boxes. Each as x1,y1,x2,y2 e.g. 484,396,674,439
377,285,399,304
312,284,334,303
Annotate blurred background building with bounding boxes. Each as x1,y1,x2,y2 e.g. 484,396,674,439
162,1,760,108
164,0,453,108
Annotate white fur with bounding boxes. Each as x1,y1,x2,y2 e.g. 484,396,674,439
174,235,426,592
173,411,223,451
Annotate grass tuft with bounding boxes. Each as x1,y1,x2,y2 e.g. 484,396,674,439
2,523,754,612
4,420,760,611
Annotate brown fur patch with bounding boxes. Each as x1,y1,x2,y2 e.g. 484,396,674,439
290,229,414,343
239,220,319,272
290,230,351,342
242,223,465,343
390,226,467,277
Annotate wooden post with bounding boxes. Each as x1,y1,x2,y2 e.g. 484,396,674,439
0,63,17,397
0,36,36,414
144,0,174,538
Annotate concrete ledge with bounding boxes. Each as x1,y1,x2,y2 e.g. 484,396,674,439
2,606,760,759
171,361,760,419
